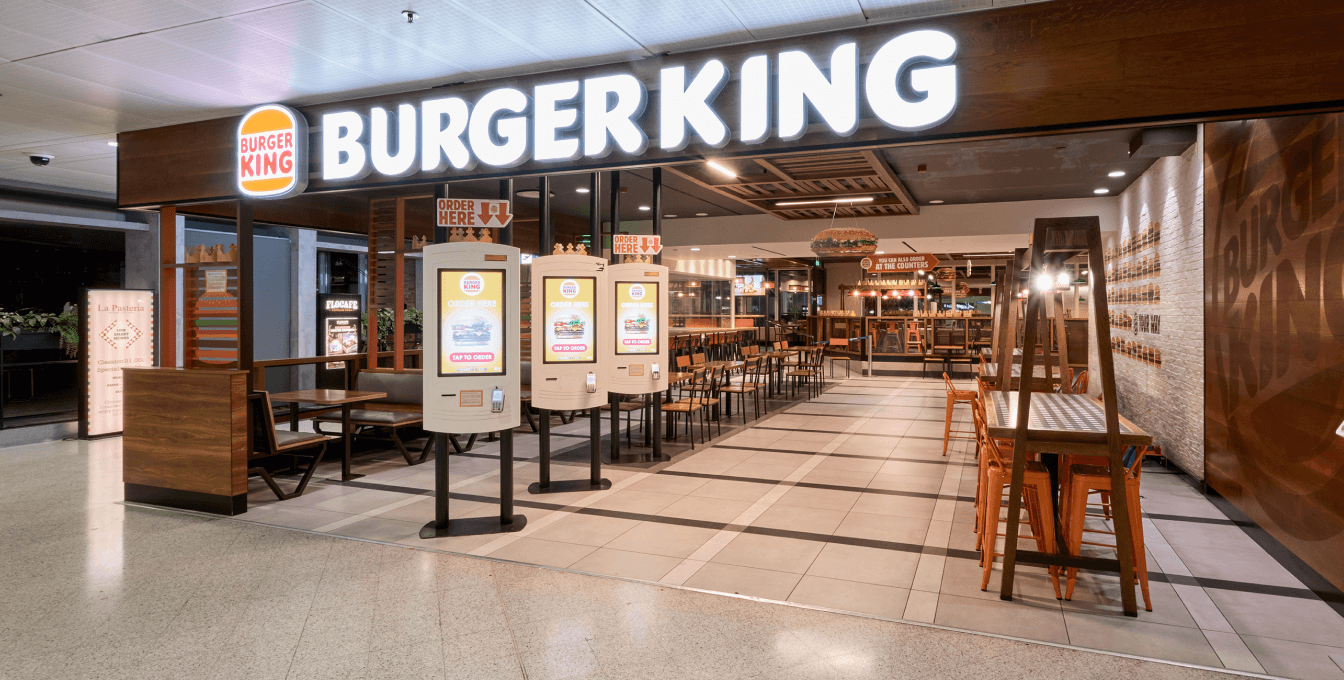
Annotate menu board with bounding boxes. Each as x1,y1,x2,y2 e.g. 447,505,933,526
324,316,359,369
543,276,596,364
735,274,764,295
83,289,154,438
615,282,658,355
438,269,506,376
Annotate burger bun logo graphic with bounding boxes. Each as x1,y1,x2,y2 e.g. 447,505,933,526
460,273,485,296
237,104,308,199
560,279,580,299
628,284,646,300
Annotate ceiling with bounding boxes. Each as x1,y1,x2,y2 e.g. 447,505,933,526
0,0,1052,196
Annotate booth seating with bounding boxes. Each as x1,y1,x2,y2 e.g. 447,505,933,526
314,370,431,466
249,391,333,500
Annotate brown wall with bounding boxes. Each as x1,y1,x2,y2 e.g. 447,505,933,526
118,0,1344,210
1205,113,1344,590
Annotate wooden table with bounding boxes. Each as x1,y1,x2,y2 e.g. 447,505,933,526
269,389,387,481
983,391,1152,615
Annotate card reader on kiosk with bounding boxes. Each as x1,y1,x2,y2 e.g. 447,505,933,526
607,262,669,395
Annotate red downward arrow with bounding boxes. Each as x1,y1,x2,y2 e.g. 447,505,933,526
477,203,495,227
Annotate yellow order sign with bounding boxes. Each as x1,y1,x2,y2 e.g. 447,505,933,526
543,276,596,364
438,269,505,376
615,282,658,355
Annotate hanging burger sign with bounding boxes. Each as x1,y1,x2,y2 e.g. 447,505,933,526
236,104,309,199
811,227,878,257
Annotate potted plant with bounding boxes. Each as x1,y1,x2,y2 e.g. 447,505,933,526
360,308,422,352
0,307,77,354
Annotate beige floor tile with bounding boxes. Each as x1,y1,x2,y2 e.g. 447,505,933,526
742,450,808,467
934,593,1069,644
805,542,921,589
1240,635,1344,680
527,513,640,547
711,533,825,573
850,492,937,519
1062,611,1222,667
865,474,943,495
568,547,682,581
682,562,803,601
799,468,877,489
723,461,801,481
586,489,682,515
877,460,949,479
812,456,884,473
775,485,861,512
787,575,911,619
1061,575,1198,628
660,495,754,523
626,473,709,496
602,521,719,559
832,511,930,546
1206,588,1344,648
1203,631,1266,674
485,537,597,569
688,478,773,502
750,504,846,535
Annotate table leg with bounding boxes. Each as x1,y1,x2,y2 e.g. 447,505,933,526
289,401,299,431
341,403,360,481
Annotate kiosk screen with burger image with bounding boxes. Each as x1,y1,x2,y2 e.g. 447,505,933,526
438,269,506,376
615,282,658,355
543,276,596,364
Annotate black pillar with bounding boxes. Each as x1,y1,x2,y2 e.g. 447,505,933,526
433,184,450,244
498,179,513,246
651,167,663,266
609,170,621,264
589,172,601,257
237,201,253,375
538,176,551,256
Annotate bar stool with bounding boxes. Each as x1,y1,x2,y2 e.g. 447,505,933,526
1061,446,1153,611
904,323,924,353
941,373,977,457
972,400,1061,597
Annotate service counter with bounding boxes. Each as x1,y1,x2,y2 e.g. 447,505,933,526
808,315,994,356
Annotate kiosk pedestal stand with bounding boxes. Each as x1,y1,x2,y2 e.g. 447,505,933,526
528,254,612,494
419,242,526,538
609,263,670,463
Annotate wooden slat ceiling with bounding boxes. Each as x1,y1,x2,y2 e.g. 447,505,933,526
668,149,920,220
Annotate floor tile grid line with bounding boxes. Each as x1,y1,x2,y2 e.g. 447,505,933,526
712,443,981,467
470,471,655,556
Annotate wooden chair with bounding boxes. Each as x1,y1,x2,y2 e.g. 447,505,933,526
786,346,824,399
663,369,711,448
904,323,924,354
1061,445,1154,611
721,357,766,423
248,391,334,500
941,372,977,456
692,352,707,367
972,400,1061,597
682,365,725,437
600,394,648,447
1071,369,1089,394
825,338,853,379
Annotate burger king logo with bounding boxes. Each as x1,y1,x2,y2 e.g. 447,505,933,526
627,284,646,300
460,273,485,296
237,104,308,199
560,279,580,299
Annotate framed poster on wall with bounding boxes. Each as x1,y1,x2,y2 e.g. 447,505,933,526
542,276,596,364
437,269,506,376
615,281,658,355
79,288,155,439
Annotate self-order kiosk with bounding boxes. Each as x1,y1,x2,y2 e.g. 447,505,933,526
608,262,670,461
420,242,525,536
528,254,612,492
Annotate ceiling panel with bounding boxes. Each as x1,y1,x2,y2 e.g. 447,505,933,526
0,22,68,62
43,0,214,33
584,0,754,54
0,156,118,193
0,0,141,58
720,0,865,41
859,0,990,22
445,0,651,63
85,34,322,103
0,62,197,126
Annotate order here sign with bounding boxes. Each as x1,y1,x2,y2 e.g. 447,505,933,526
612,235,662,255
436,198,513,228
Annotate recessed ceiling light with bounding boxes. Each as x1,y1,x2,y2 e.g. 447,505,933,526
928,199,944,204
107,141,118,147
695,212,708,217
1093,188,1109,194
1108,170,1126,178
706,161,736,178
638,205,650,211
690,247,701,251
663,214,677,218
515,190,555,199
876,251,885,254
575,187,590,193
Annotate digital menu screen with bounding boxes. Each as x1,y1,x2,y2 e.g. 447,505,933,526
543,276,596,364
735,274,764,296
438,269,506,376
615,282,658,355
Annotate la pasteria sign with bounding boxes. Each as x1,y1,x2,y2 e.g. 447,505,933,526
238,29,958,197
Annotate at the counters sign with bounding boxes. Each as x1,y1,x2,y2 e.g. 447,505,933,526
237,104,308,198
319,29,957,180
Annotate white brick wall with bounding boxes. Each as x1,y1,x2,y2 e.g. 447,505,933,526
1090,126,1205,479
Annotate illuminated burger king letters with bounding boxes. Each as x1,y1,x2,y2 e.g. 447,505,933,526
320,29,957,181
237,104,308,198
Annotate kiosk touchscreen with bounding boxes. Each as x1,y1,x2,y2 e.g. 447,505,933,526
422,242,520,434
530,254,608,411
608,262,668,395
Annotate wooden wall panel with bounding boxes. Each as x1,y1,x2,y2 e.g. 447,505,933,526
118,0,1344,211
122,368,248,498
1205,113,1344,591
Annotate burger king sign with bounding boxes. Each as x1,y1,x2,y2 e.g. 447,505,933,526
237,104,308,199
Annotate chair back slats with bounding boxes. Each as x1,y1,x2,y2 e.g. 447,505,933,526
676,355,690,369
250,391,281,457
692,352,707,365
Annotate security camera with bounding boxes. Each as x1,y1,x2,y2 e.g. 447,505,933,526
29,154,53,167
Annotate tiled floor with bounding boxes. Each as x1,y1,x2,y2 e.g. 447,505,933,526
227,374,1344,679
5,374,1341,678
